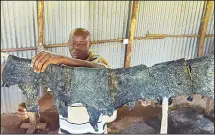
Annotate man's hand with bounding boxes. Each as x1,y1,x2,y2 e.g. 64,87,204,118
31,52,64,73
17,102,29,120
138,99,151,107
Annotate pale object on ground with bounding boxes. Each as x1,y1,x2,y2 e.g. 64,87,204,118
68,103,117,124
160,97,168,134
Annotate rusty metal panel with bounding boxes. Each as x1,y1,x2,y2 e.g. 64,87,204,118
131,38,198,67
1,1,38,49
44,1,130,44
1,50,37,114
135,1,205,37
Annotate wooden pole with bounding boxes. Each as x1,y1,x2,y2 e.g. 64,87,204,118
1,34,214,52
38,0,44,47
197,1,214,117
205,97,213,117
198,1,214,57
20,2,48,133
124,1,139,68
20,112,47,134
160,97,168,134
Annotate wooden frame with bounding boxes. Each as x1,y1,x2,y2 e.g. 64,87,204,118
124,1,139,68
197,0,214,117
198,1,214,57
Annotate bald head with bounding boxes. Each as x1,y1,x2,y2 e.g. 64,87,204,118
68,28,92,60
69,28,91,41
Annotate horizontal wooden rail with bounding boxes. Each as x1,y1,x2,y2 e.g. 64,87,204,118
1,34,214,52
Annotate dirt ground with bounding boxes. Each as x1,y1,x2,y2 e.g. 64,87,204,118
1,102,214,134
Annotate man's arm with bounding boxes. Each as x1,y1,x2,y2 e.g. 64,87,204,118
61,56,106,68
32,52,105,73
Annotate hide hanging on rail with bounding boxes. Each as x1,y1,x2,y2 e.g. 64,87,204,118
2,53,214,130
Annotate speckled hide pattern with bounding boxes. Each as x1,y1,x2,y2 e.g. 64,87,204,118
2,53,214,130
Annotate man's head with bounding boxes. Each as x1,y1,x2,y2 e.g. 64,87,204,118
68,28,92,60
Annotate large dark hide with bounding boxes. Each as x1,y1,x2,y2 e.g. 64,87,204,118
2,53,214,129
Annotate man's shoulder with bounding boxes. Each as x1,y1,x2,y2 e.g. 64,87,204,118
88,51,110,68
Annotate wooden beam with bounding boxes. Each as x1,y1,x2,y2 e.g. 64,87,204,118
1,47,38,52
1,34,214,53
124,1,139,68
205,97,213,117
198,1,214,57
20,112,47,134
38,0,44,47
197,1,214,117
37,0,47,96
44,38,124,48
160,97,168,134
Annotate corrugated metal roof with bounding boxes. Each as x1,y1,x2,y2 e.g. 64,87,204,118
44,1,130,44
131,38,198,67
135,1,205,37
1,1,38,49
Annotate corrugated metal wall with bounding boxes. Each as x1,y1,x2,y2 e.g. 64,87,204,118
1,1,38,113
44,1,130,68
91,43,126,69
204,4,214,55
1,1,214,113
132,1,205,67
131,38,198,67
1,1,38,49
44,1,130,43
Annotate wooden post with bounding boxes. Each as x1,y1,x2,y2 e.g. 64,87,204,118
205,97,213,117
198,1,214,57
38,0,47,95
20,112,47,134
197,1,214,116
124,1,139,68
38,0,44,47
160,97,168,134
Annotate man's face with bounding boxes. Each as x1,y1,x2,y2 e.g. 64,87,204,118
68,35,91,60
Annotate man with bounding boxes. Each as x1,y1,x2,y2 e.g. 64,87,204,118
17,28,116,134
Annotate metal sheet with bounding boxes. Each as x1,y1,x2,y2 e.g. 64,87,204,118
204,37,214,55
135,1,205,37
131,38,198,67
1,1,38,49
91,42,126,68
204,2,214,55
206,3,214,34
44,1,130,44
